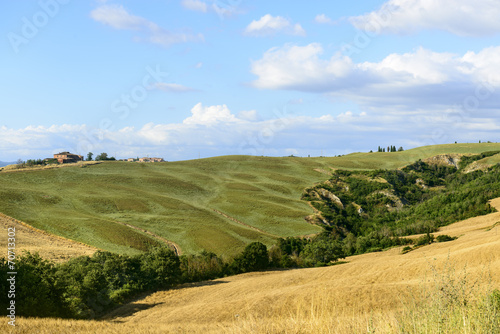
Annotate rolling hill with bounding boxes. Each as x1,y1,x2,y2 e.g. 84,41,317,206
0,161,15,168
0,143,499,257
13,197,500,333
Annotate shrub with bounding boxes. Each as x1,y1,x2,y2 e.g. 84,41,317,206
415,233,435,246
436,235,457,242
401,246,412,254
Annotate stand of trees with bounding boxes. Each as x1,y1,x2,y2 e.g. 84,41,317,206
377,146,404,152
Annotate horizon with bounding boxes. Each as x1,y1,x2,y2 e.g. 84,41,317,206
3,141,500,164
2,1,500,161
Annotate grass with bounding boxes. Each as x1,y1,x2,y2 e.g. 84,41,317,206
8,196,500,333
1,143,500,257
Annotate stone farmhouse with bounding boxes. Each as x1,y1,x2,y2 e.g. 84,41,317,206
54,152,84,164
138,157,164,163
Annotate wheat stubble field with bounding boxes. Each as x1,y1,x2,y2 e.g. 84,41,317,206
0,213,96,262
8,198,500,333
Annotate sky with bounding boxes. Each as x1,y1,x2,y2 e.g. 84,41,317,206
2,0,500,161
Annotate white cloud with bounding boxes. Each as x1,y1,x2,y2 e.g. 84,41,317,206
183,103,239,125
350,0,500,36
90,4,149,30
153,83,197,93
2,104,499,161
181,0,208,12
251,44,500,108
314,14,332,24
245,14,306,37
181,0,242,18
90,4,203,47
237,110,259,121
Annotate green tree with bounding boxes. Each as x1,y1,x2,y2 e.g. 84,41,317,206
231,242,269,273
139,246,181,289
302,238,345,266
14,252,63,317
95,153,108,161
87,152,93,161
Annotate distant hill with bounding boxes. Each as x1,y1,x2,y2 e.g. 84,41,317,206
0,161,15,167
0,142,500,257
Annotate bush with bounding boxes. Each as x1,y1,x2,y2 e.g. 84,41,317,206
401,246,412,254
436,235,457,242
415,233,435,246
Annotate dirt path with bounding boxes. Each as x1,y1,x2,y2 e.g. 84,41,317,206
0,213,96,262
114,220,182,255
212,208,280,238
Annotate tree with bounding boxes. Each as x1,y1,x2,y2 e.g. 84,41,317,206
87,152,93,161
95,153,107,161
139,246,181,289
230,242,269,273
302,238,345,266
95,153,113,161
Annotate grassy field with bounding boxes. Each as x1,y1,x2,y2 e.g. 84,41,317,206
1,143,499,257
8,198,500,333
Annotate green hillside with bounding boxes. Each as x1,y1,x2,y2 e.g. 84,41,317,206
0,143,499,257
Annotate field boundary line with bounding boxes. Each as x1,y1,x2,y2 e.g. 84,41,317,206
114,220,182,255
212,209,280,238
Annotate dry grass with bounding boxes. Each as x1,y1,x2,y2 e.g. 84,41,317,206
8,198,499,333
0,161,101,173
0,213,96,262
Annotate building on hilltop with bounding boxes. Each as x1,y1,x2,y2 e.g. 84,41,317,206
138,157,164,162
54,152,84,164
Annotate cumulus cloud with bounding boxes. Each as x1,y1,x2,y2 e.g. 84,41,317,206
183,103,239,125
350,0,500,36
1,103,499,161
181,0,242,18
90,4,203,47
314,14,333,24
251,43,500,108
245,14,306,36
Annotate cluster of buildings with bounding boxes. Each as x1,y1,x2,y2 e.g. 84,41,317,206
121,157,165,163
53,152,164,164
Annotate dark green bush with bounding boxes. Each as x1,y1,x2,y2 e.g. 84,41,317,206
436,235,457,242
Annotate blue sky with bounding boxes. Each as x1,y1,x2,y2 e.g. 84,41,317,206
2,0,500,161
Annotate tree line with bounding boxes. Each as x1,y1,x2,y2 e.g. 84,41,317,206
0,234,351,320
376,145,404,152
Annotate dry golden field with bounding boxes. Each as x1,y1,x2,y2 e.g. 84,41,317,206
0,213,97,262
6,199,500,333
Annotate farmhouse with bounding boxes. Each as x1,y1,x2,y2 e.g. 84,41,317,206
54,152,84,164
138,157,164,163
